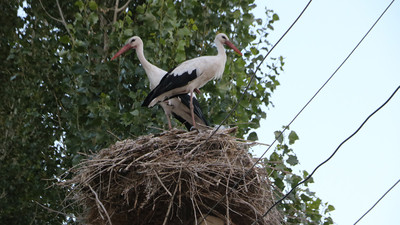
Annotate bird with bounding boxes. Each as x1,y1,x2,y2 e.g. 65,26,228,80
142,33,242,128
111,36,209,130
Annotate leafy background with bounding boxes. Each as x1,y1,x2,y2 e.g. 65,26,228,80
0,0,333,224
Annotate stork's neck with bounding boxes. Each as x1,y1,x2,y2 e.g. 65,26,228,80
136,44,152,72
135,44,165,89
216,41,227,64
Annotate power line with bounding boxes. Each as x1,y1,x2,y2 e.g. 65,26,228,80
253,85,400,224
354,178,400,225
195,1,314,224
208,0,313,139
249,0,397,222
254,0,397,221
200,0,395,223
260,0,396,158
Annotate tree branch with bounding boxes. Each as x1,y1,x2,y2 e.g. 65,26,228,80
55,0,75,45
111,0,131,32
38,0,62,23
88,184,112,225
100,13,110,59
35,201,69,217
112,0,120,31
117,0,132,12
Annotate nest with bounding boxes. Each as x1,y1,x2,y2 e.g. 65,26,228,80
64,128,281,225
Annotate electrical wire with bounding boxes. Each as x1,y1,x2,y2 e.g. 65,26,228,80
354,178,400,225
253,85,400,224
208,0,313,139
251,0,396,221
195,1,314,224
199,0,395,223
201,0,396,223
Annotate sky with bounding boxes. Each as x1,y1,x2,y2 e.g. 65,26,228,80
252,0,400,224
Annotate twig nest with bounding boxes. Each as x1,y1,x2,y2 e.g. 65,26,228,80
65,128,281,225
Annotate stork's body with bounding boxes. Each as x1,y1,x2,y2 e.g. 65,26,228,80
142,33,242,128
111,36,209,130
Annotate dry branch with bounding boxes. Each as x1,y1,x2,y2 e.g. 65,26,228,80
62,128,281,225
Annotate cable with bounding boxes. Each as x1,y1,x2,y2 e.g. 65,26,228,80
253,0,396,221
253,85,400,224
261,0,396,157
201,0,395,223
250,0,397,222
195,1,314,224
208,0,314,139
354,178,400,225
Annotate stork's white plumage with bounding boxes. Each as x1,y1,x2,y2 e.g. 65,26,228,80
142,33,242,128
111,36,209,130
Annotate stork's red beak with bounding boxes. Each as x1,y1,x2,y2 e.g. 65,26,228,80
225,41,242,56
111,44,132,60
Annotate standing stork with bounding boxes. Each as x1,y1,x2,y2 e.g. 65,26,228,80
142,33,242,128
111,36,209,130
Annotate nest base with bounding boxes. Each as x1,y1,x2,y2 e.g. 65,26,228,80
65,128,281,225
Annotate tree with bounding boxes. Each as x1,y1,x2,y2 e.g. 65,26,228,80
0,0,333,224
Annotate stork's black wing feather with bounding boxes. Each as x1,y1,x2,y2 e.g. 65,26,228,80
171,113,192,131
142,69,198,107
178,94,210,127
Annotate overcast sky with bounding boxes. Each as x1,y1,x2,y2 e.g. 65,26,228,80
252,0,400,224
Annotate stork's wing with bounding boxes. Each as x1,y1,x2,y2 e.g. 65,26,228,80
142,69,197,107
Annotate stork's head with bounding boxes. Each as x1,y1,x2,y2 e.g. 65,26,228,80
126,36,143,49
111,36,143,60
215,33,242,56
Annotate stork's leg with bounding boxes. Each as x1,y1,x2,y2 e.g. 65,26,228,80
162,102,173,130
194,88,201,94
190,90,197,128
165,112,172,130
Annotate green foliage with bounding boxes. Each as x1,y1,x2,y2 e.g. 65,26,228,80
108,0,285,138
288,130,299,145
247,131,258,141
0,0,333,224
264,128,335,224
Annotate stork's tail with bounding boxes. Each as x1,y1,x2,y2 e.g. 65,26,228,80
142,89,157,107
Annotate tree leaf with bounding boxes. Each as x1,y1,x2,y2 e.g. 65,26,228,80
177,27,191,38
326,205,335,213
89,1,98,11
247,131,258,141
124,28,133,37
75,0,84,11
60,35,69,44
72,64,85,74
286,155,299,166
89,12,98,25
272,13,279,21
288,130,299,145
130,110,139,116
274,131,284,143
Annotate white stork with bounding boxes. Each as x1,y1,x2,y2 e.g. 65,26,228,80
111,36,209,130
142,33,242,128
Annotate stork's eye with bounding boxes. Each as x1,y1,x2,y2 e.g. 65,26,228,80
131,38,136,43
222,36,227,40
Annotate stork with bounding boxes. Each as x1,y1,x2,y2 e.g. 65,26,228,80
111,36,209,130
142,33,242,128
